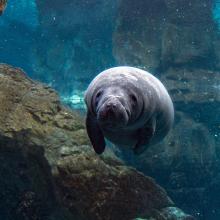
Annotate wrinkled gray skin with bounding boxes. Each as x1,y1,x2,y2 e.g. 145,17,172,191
84,66,174,155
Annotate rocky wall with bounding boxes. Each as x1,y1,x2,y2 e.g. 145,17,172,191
112,0,219,72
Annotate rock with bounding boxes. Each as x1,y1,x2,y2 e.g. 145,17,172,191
112,0,164,72
200,179,220,219
160,207,196,220
167,187,204,218
0,63,195,220
132,207,196,220
113,0,219,71
161,68,220,104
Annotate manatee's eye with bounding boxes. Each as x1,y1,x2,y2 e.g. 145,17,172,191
129,94,137,103
95,90,103,108
96,90,102,99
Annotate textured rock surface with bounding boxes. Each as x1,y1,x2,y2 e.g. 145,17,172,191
0,63,195,220
113,0,219,72
162,68,219,103
160,207,196,220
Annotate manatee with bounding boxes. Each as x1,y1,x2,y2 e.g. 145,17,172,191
84,66,174,155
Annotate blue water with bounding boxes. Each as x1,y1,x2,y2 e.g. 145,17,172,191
213,1,220,31
0,0,38,74
1,0,220,219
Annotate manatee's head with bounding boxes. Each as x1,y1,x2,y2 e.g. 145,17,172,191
92,85,142,131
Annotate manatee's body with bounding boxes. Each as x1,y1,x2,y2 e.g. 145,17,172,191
84,66,174,155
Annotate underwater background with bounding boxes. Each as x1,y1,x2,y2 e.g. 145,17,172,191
1,0,220,219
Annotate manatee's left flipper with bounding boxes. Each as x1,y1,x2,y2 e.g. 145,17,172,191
85,110,106,154
134,117,156,155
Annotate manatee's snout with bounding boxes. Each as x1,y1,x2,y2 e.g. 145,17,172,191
97,97,129,129
105,101,117,113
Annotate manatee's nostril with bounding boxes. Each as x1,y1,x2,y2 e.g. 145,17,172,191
106,103,117,109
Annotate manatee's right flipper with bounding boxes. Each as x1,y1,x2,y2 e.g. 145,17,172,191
85,110,106,154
